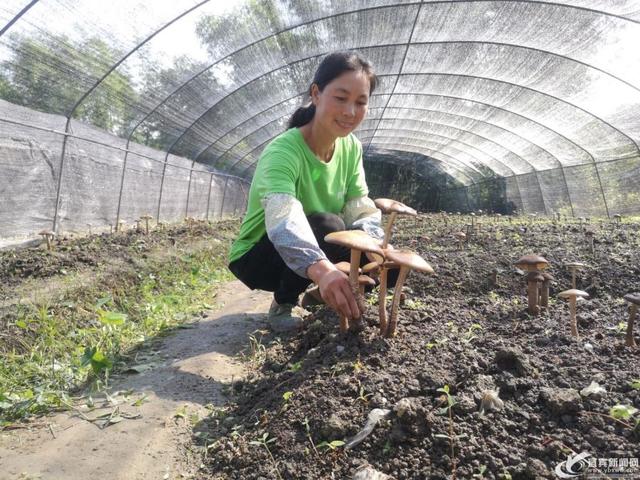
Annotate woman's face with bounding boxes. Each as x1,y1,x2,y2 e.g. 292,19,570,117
310,70,370,138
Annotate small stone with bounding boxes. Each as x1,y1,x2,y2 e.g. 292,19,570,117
539,388,582,416
336,345,345,354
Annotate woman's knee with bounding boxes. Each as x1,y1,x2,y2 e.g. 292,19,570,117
307,212,345,238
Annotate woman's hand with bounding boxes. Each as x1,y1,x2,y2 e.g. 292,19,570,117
307,260,359,319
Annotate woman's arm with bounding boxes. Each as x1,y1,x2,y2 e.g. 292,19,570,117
342,195,384,240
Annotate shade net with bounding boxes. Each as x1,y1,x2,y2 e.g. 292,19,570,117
1,0,639,239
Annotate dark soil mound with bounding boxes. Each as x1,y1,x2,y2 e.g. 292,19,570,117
200,215,640,480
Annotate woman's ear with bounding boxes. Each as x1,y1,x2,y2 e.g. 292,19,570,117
310,83,320,105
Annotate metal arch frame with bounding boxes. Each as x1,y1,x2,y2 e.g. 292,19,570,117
4,1,636,227
356,126,522,175
355,139,483,186
46,1,213,231
207,88,593,176
169,36,640,165
0,0,39,37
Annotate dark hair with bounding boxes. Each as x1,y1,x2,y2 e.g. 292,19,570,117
288,51,378,129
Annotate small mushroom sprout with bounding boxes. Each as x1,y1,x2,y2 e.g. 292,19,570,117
38,229,56,251
381,249,434,337
558,289,589,339
623,293,639,347
140,214,153,234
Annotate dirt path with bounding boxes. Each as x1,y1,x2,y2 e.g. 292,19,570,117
0,281,272,480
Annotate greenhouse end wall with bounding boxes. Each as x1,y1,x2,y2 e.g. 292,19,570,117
0,100,248,241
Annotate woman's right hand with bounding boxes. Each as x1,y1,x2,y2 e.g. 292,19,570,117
307,260,360,320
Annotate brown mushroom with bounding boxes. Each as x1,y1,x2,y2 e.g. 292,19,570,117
565,262,586,289
539,272,554,309
377,257,399,336
382,249,434,337
324,230,384,333
454,231,466,250
558,289,589,339
140,214,153,235
514,255,549,315
613,214,622,226
38,229,56,251
623,293,639,347
373,198,417,248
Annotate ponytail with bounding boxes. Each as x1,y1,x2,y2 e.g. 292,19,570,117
288,103,316,129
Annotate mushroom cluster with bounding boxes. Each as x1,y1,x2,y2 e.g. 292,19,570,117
322,198,434,336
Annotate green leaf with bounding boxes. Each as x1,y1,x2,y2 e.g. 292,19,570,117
629,379,640,390
610,404,638,420
98,310,127,326
282,391,293,401
15,320,27,329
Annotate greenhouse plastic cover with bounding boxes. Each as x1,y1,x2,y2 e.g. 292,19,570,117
1,0,639,239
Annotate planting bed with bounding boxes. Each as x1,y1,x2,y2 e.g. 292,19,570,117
201,215,640,480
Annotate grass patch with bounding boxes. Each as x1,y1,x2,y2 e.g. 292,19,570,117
0,238,234,425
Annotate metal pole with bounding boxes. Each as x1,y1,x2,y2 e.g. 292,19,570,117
185,160,195,218
593,162,610,218
205,173,214,221
219,176,230,219
52,117,72,233
114,145,131,232
558,165,575,217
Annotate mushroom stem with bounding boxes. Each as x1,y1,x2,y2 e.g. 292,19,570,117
350,249,364,314
627,304,637,347
571,270,577,289
378,267,389,335
527,279,539,315
382,211,397,248
45,235,52,251
540,280,550,309
569,296,579,339
386,266,409,337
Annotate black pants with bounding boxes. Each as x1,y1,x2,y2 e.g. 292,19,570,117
229,213,373,305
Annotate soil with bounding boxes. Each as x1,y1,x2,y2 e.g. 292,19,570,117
1,215,639,480
198,215,640,480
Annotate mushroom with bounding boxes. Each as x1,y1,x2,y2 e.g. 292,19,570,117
373,198,417,248
623,293,639,347
565,262,586,289
526,272,545,315
377,257,399,336
324,230,384,333
134,219,142,232
539,272,554,309
558,289,589,339
584,228,595,256
382,249,434,337
140,214,153,235
613,214,622,226
117,220,126,232
38,229,56,251
514,255,549,315
454,231,466,250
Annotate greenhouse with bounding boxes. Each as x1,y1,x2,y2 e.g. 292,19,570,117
0,1,639,479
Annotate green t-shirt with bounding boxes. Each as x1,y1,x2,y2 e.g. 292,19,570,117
229,128,369,263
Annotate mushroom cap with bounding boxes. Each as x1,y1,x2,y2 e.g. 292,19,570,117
565,262,586,269
362,261,380,274
383,249,434,274
624,293,640,306
140,214,153,220
514,254,549,271
324,230,384,256
358,275,376,286
38,229,55,236
541,272,555,281
558,289,589,299
526,271,545,282
613,214,622,218
454,231,466,239
335,261,355,275
373,198,417,216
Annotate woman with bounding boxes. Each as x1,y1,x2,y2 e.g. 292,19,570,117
228,51,384,332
